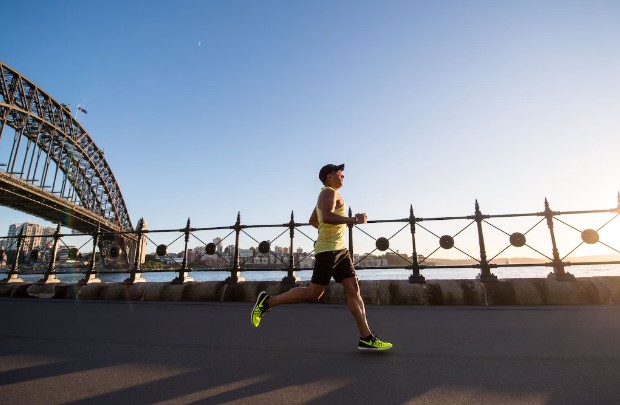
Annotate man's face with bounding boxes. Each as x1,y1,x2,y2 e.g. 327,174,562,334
328,170,344,186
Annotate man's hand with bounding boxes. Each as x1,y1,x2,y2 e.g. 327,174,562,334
354,213,367,224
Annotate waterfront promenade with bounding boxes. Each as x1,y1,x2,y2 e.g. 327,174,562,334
1,299,620,404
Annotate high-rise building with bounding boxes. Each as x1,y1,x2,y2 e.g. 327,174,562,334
20,222,41,252
5,224,21,250
6,223,26,251
4,222,57,253
213,237,223,254
39,226,56,249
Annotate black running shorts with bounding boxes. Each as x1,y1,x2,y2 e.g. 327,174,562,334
311,249,356,285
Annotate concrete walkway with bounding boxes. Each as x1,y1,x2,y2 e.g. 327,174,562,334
1,299,620,404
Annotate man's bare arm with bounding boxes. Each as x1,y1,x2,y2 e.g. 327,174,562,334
318,189,367,225
309,208,319,229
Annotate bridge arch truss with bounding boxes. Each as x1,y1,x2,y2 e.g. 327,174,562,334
0,61,132,233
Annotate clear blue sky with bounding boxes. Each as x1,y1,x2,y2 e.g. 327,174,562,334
1,0,619,257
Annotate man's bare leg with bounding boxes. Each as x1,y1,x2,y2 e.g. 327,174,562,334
267,282,326,308
341,277,372,337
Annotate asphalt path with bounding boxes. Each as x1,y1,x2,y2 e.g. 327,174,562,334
1,299,620,404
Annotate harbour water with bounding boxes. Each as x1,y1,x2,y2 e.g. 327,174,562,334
11,263,620,283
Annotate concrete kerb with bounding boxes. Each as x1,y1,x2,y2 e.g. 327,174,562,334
3,277,620,305
543,278,599,305
27,283,61,299
142,283,169,301
377,280,428,305
0,282,32,298
184,281,225,301
77,283,105,300
221,280,302,303
491,279,543,305
588,277,620,304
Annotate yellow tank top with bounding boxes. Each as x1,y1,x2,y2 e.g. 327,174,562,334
315,187,347,254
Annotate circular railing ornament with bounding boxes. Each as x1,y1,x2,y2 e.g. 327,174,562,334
156,244,168,256
258,241,271,254
30,249,39,261
205,243,217,255
439,235,455,249
581,229,599,244
375,237,390,251
509,232,527,247
109,245,120,258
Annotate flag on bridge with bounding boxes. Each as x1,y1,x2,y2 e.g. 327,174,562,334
77,105,88,114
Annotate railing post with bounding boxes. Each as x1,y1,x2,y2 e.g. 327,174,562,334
78,224,102,285
282,211,300,284
226,212,245,284
173,218,194,283
544,198,575,281
475,200,497,282
408,205,425,283
125,218,146,284
40,224,61,284
2,228,24,283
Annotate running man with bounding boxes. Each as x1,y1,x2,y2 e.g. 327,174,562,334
251,163,392,351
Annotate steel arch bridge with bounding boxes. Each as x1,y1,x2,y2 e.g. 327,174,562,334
0,61,132,235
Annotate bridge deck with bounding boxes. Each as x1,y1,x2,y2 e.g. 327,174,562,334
1,299,620,404
0,171,124,234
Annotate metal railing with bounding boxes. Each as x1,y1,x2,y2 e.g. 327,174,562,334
1,194,619,285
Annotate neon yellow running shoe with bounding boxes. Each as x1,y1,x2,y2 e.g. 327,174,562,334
251,291,270,327
358,334,393,351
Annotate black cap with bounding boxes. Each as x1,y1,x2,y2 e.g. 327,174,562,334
319,163,345,182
